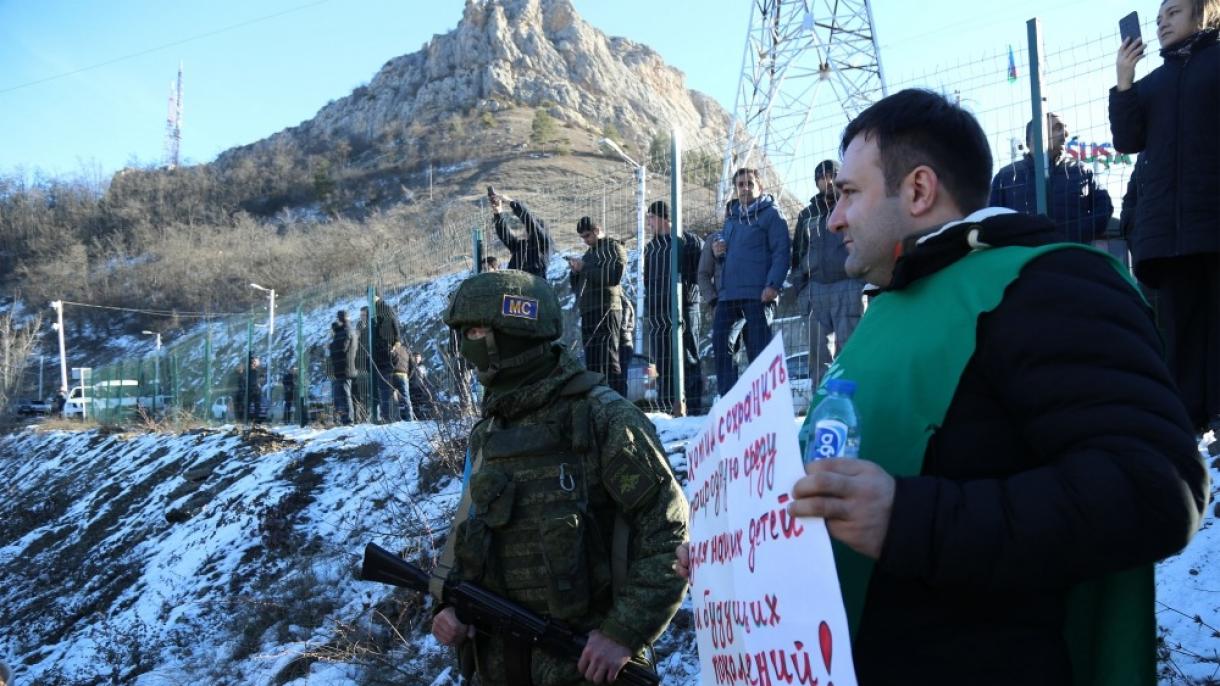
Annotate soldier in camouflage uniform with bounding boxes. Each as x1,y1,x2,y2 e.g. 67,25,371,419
432,270,689,685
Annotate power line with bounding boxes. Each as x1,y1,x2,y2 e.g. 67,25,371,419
58,300,245,318
0,0,334,97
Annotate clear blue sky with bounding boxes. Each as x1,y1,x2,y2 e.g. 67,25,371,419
0,0,1149,179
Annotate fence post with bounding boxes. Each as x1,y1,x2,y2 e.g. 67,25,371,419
245,318,254,427
367,286,377,419
670,128,686,417
204,325,213,425
171,350,180,418
473,228,484,274
296,304,306,427
1026,18,1050,216
635,161,647,355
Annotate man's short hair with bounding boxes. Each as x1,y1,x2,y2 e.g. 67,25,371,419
1024,112,1062,145
814,159,840,180
481,256,499,268
732,168,761,185
647,200,669,220
840,88,992,213
576,216,600,235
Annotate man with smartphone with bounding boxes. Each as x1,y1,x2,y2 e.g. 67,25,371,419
569,217,629,396
488,187,554,279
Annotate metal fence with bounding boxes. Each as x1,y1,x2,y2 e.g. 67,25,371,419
45,14,1144,425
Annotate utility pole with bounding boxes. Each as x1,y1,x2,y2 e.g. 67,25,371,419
719,0,887,204
142,330,162,414
49,300,68,394
164,62,183,170
250,283,275,386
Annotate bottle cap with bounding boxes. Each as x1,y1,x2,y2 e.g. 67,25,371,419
824,378,857,396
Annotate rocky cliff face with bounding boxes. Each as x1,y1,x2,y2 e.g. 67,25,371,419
221,0,729,168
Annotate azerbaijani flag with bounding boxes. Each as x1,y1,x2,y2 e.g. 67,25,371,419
1007,44,1018,83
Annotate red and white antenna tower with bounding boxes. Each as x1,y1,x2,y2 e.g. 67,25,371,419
164,62,183,169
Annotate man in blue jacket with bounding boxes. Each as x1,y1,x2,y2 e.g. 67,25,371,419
988,113,1113,244
710,168,790,396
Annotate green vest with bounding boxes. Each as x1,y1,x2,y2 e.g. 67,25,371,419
799,242,1155,686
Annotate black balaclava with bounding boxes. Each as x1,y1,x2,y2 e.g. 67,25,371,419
459,327,556,388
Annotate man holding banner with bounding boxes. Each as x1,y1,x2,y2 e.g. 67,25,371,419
681,89,1207,685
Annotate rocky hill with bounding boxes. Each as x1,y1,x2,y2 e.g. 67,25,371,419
211,0,732,220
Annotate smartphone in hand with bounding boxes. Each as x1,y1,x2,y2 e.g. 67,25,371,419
1119,11,1141,43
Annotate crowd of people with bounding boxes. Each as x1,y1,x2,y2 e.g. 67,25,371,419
430,2,1215,684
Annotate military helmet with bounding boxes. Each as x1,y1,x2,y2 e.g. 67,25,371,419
444,270,562,341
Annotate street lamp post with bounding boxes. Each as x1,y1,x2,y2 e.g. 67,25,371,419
599,138,646,350
250,283,276,409
49,300,68,396
142,330,162,414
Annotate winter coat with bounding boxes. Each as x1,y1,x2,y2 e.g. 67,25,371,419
371,299,401,371
451,348,687,681
789,193,859,287
329,323,358,380
1108,29,1219,284
619,294,635,350
988,155,1114,243
696,231,724,313
718,194,790,301
389,342,411,375
643,232,702,321
569,237,626,314
493,200,553,279
854,211,1207,684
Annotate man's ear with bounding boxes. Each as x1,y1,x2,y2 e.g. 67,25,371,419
904,165,940,218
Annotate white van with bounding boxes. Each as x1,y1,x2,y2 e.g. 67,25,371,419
62,380,144,418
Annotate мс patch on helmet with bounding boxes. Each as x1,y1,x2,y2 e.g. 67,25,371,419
444,270,562,341
501,294,538,320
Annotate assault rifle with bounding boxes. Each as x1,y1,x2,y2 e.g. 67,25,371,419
360,543,660,686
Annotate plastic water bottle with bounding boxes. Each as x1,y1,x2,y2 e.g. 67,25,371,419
803,379,860,463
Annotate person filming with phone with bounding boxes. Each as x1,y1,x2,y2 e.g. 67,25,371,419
1111,0,1220,441
487,187,554,280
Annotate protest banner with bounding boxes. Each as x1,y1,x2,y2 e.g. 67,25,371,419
686,333,856,686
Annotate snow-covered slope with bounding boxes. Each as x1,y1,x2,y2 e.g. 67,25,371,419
0,419,1214,684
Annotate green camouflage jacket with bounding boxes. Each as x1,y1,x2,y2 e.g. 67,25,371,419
451,348,688,685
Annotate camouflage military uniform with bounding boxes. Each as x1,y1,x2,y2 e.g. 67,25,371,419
443,271,688,686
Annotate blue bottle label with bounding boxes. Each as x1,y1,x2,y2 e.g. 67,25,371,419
808,419,848,461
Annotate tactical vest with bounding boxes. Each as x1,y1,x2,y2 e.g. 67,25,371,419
453,376,623,628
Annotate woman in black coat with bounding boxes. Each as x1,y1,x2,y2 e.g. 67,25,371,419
1110,0,1219,432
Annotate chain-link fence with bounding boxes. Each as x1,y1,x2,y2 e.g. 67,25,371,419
48,15,1144,425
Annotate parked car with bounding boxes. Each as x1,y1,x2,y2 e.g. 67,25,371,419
622,352,658,407
15,397,53,416
786,352,814,415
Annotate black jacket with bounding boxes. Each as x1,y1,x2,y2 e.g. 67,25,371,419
329,323,358,380
493,200,553,279
988,155,1114,243
790,193,859,288
643,232,702,320
372,299,401,370
1108,29,1219,284
856,211,1208,685
569,238,627,314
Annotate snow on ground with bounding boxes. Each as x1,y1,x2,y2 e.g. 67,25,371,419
0,416,1215,684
